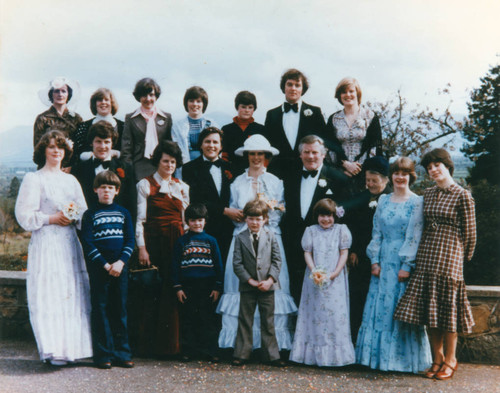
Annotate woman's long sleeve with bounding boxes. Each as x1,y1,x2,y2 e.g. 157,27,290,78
135,179,150,247
399,196,424,272
15,172,48,231
366,194,386,264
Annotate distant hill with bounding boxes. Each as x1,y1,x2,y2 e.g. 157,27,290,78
0,126,34,166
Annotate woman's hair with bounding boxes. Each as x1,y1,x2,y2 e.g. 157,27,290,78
421,148,455,176
280,68,309,95
185,203,209,221
183,86,208,113
243,151,273,161
93,170,121,190
87,121,118,146
90,88,118,115
33,130,73,167
234,90,257,110
150,140,183,168
243,199,269,219
198,127,223,150
389,156,417,185
313,198,338,221
133,78,161,102
48,84,73,103
334,77,362,105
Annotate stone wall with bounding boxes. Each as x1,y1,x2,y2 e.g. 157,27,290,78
1,271,499,364
0,271,33,340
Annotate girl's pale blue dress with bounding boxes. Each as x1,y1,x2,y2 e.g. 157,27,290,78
216,169,297,350
290,224,355,367
355,193,431,373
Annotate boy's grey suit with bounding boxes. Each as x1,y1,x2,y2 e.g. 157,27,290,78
232,227,282,361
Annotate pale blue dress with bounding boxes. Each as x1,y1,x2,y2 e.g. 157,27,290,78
355,193,432,373
290,224,355,367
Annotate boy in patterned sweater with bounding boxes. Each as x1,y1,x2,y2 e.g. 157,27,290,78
81,171,135,369
172,203,224,362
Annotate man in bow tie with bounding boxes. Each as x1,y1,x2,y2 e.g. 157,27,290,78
263,68,326,178
72,122,136,220
283,135,349,303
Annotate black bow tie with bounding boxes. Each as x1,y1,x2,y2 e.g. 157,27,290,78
93,159,110,169
302,170,318,178
284,102,299,113
205,159,222,169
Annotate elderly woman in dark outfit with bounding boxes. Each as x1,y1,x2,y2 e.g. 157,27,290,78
324,77,383,192
340,156,391,342
72,88,124,164
121,78,173,182
34,77,82,148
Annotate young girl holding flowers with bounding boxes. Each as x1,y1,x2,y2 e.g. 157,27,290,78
290,199,355,367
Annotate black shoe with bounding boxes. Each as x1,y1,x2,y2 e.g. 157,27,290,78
114,360,134,368
96,362,112,369
232,358,246,366
181,354,192,362
208,355,220,363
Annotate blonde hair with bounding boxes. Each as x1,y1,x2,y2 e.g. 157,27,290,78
335,77,362,105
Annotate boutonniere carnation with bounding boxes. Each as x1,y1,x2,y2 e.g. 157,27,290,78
304,109,313,117
157,119,165,126
116,168,125,178
336,206,345,218
369,200,378,209
318,178,327,188
224,170,233,180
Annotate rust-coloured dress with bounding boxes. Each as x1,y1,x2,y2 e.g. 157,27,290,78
394,184,476,333
134,175,186,356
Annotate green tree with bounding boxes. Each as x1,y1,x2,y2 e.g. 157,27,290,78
461,64,500,285
462,64,500,185
8,176,20,199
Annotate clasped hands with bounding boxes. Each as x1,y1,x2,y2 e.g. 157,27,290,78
371,263,410,282
104,260,124,277
248,277,274,292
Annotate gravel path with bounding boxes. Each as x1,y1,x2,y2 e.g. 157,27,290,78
1,339,499,393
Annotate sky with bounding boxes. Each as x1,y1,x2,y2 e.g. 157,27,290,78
0,0,498,139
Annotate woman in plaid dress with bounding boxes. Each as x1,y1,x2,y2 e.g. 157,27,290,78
394,149,476,380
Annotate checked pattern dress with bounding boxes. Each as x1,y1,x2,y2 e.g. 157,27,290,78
394,184,476,333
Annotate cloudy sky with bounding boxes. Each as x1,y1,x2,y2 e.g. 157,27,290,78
0,0,498,136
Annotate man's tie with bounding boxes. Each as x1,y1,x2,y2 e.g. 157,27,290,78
284,102,299,113
302,169,318,178
252,233,259,256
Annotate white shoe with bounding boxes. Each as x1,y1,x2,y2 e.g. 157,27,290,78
50,359,68,366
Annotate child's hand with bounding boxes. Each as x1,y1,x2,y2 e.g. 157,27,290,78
348,252,358,267
103,263,112,272
177,290,187,304
138,246,151,266
371,263,381,277
329,272,338,281
210,290,220,302
248,278,260,287
109,260,124,277
257,278,274,292
398,269,410,282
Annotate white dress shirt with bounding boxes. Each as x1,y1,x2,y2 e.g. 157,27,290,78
300,164,322,219
282,100,302,149
203,156,222,196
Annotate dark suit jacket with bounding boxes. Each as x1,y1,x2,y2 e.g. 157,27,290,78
264,102,326,177
283,165,349,270
233,228,281,292
72,157,137,221
121,109,172,182
181,156,234,261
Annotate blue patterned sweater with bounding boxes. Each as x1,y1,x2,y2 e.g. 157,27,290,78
172,231,223,292
81,203,135,267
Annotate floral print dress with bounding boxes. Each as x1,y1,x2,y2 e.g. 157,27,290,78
355,193,431,373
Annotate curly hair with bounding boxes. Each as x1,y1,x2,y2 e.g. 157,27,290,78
280,68,309,95
150,140,183,168
33,130,73,167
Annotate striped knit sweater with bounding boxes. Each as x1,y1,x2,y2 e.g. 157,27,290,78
81,203,135,267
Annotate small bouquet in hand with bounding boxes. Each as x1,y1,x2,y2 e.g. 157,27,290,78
309,266,329,289
61,201,80,221
256,193,285,212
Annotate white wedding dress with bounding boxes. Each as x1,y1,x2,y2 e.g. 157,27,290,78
15,170,92,362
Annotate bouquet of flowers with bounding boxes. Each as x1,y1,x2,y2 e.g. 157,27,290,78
61,201,80,221
256,193,285,212
309,266,329,289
